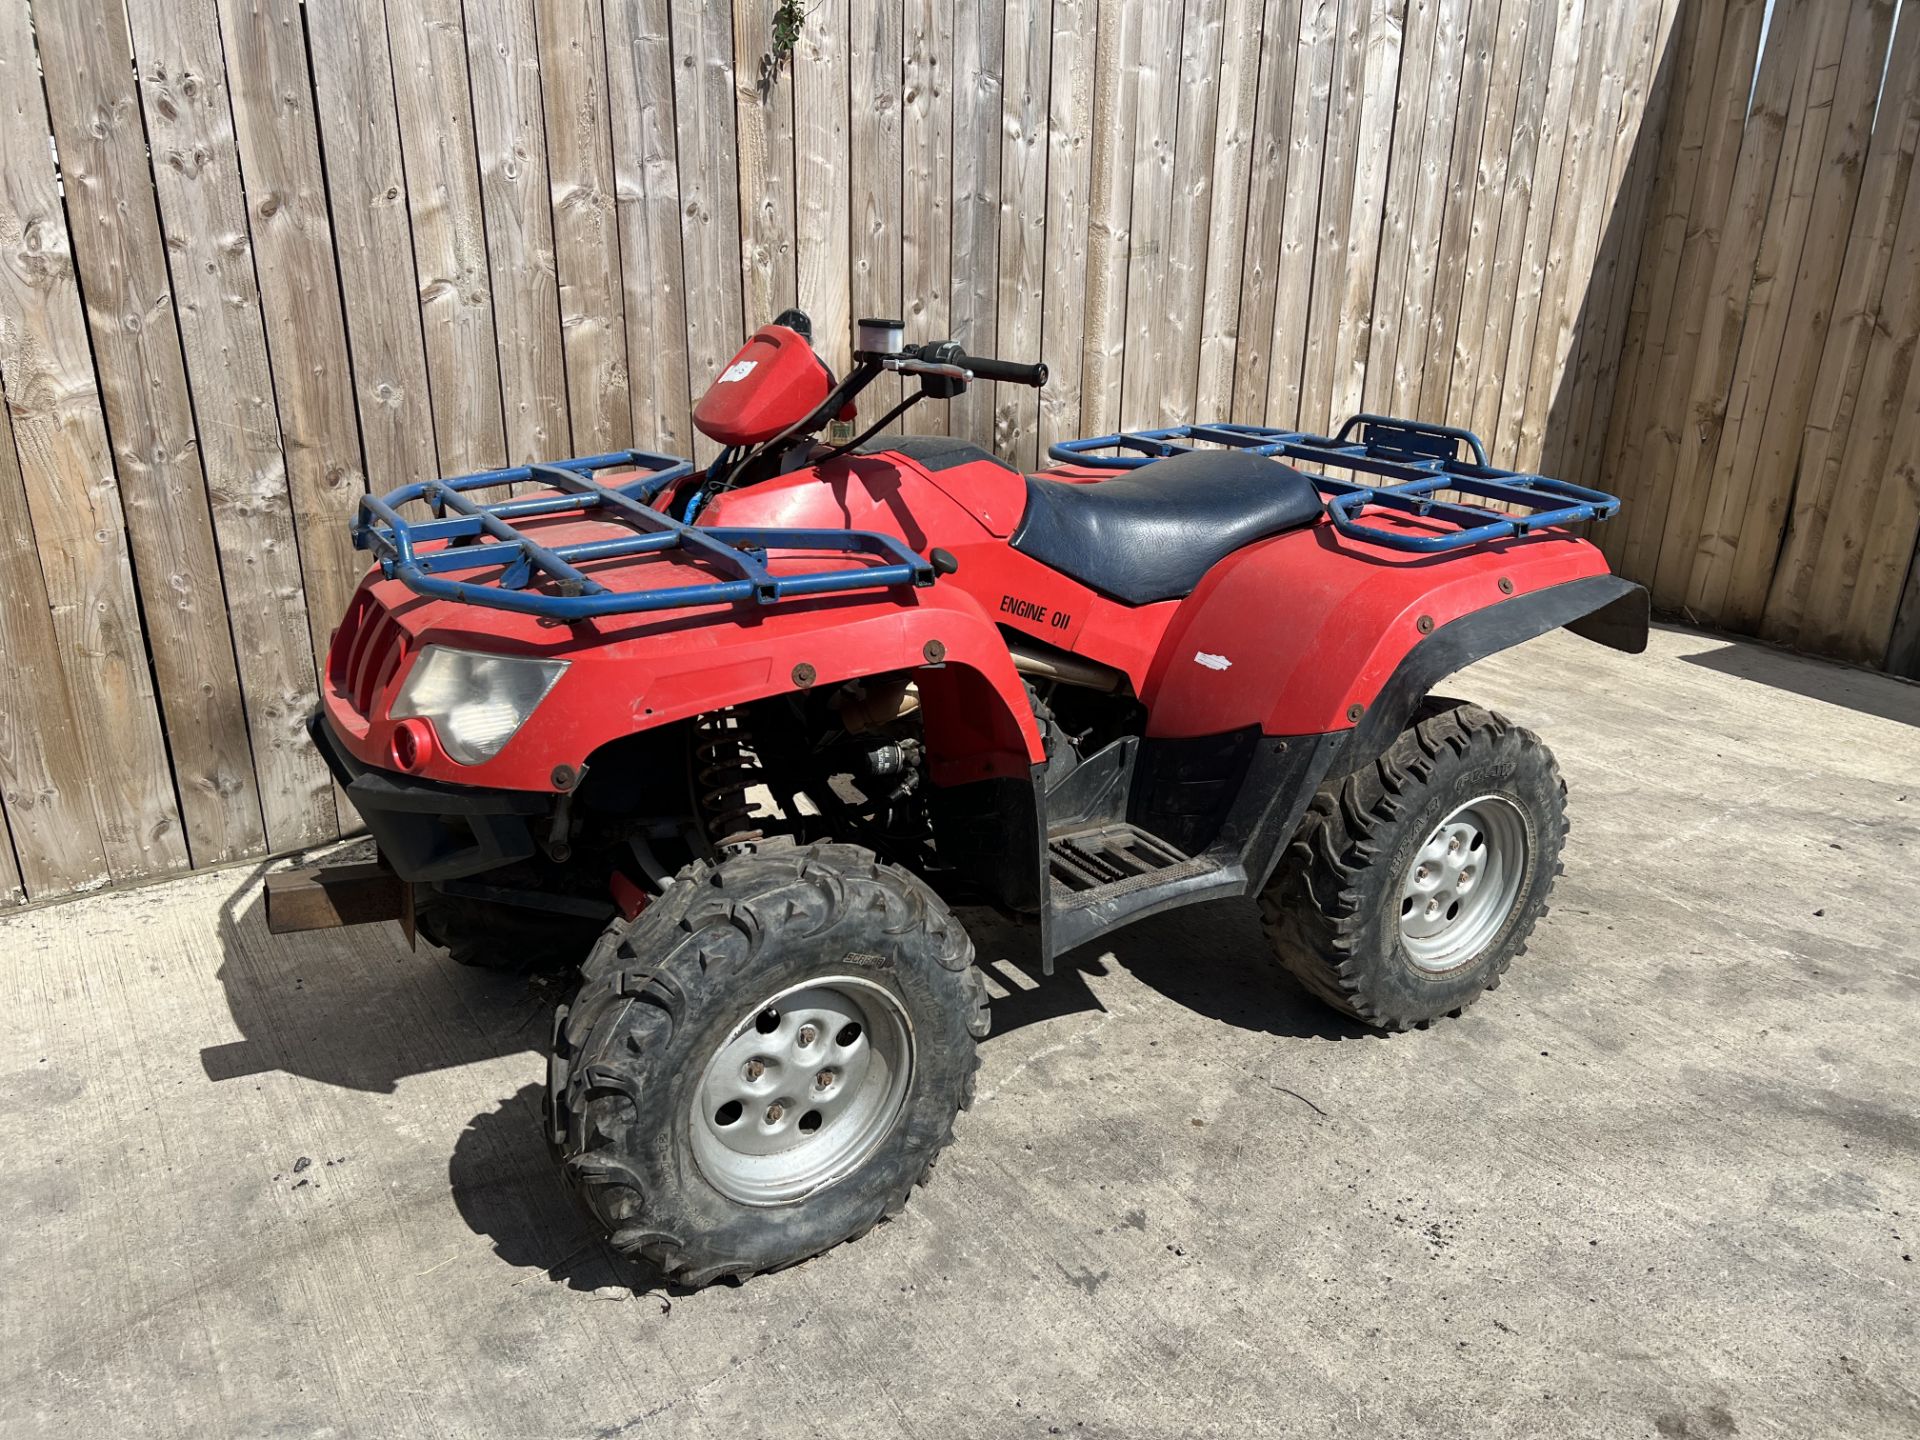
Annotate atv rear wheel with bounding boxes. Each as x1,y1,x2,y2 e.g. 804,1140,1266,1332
1260,701,1566,1030
545,842,988,1286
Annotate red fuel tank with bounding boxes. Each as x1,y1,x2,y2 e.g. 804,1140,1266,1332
692,323,834,447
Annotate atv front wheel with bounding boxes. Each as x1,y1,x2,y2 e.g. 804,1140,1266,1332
546,842,988,1286
1260,701,1566,1030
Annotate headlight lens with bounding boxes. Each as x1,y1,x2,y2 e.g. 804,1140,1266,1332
390,647,568,765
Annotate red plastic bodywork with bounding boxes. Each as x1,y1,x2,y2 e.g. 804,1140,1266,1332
321,447,1616,795
691,324,834,447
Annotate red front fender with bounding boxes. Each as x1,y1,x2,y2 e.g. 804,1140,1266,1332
322,577,1044,791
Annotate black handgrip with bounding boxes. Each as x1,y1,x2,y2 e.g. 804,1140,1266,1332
958,349,1048,388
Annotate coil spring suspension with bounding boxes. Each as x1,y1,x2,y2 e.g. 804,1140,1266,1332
692,707,762,846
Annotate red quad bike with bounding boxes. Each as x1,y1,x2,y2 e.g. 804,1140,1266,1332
277,311,1647,1285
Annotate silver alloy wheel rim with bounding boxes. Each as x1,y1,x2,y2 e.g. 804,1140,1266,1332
1397,794,1530,973
690,975,914,1206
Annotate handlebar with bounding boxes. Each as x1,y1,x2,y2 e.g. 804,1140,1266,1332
958,351,1048,388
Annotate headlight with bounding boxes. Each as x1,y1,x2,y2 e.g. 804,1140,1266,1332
390,647,568,765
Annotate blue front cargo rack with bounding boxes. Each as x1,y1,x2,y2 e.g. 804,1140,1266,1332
352,448,937,621
1050,414,1620,553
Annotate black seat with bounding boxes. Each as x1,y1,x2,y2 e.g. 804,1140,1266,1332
1011,449,1324,605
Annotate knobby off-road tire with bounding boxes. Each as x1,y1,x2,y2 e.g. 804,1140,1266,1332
1260,701,1566,1030
545,842,989,1286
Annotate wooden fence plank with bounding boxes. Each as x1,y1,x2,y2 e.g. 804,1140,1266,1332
468,0,571,462
1644,0,1800,608
792,2,852,380
995,0,1053,465
1265,0,1343,428
1722,1,1904,629
605,0,694,456
35,0,267,868
903,0,954,435
1683,0,1887,618
0,0,185,881
1323,0,1405,426
1610,0,1765,585
1288,0,1365,431
307,0,439,492
1457,0,1556,449
669,0,745,463
1116,0,1183,430
1078,0,1138,436
538,0,630,453
1194,0,1265,423
950,0,1004,448
851,0,905,424
127,0,335,855
215,0,370,680
1414,0,1515,420
1035,0,1095,449
1796,150,1920,659
1228,0,1303,423
386,0,508,477
0,378,110,896
733,0,799,336
1371,0,1467,416
1154,0,1228,429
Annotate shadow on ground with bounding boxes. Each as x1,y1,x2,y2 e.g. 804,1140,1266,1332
1675,631,1920,728
206,870,1370,1287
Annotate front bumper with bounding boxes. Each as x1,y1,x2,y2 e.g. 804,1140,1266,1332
309,712,552,882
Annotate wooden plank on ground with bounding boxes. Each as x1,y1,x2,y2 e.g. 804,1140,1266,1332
537,0,630,453
35,0,267,868
0,0,185,881
1228,0,1304,423
851,0,905,427
792,1,852,380
1371,0,1467,417
1078,0,1139,436
468,0,571,462
0,383,110,897
903,0,955,436
386,0,508,477
950,0,1004,448
605,0,695,456
734,0,799,337
1035,0,1096,449
1683,0,1886,620
995,0,1054,465
1266,0,1347,428
1117,0,1185,431
1323,0,1407,426
307,0,439,492
215,0,371,680
127,0,335,855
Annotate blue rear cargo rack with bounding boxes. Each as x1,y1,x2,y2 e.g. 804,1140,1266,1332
352,448,936,620
1049,414,1619,553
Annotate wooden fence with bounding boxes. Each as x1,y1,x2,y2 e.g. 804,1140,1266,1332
0,0,1912,908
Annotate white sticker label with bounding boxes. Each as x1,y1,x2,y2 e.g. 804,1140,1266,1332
719,358,758,384
1194,651,1232,671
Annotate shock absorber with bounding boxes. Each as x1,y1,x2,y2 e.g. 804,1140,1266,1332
691,707,762,847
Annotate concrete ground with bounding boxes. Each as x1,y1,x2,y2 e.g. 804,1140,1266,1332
2,623,1916,1439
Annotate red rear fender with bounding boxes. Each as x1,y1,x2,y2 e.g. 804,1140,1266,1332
1143,525,1631,740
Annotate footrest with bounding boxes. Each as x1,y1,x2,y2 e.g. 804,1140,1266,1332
1047,823,1214,908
